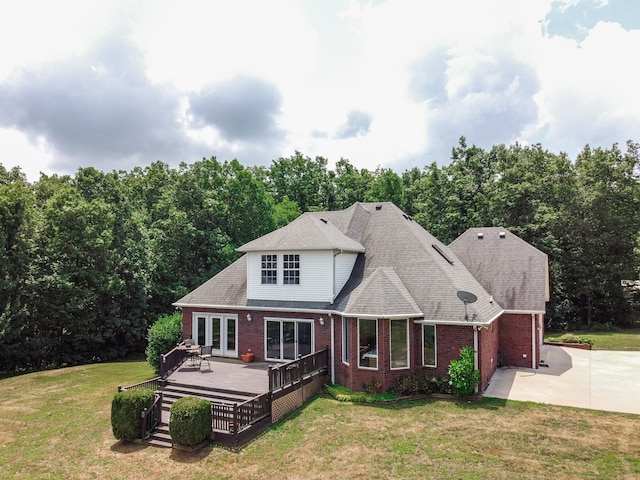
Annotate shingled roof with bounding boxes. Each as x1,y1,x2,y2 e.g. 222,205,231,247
449,227,549,312
237,213,365,253
175,202,504,325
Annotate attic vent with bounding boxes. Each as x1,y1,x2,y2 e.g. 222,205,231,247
477,232,484,239
499,231,506,239
320,218,328,224
375,205,382,210
432,244,454,265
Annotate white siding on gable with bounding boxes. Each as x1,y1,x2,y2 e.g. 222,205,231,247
334,252,357,298
246,251,334,302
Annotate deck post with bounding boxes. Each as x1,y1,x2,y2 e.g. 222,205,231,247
141,408,148,440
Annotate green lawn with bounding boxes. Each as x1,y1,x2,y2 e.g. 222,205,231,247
545,327,640,351
1,362,639,479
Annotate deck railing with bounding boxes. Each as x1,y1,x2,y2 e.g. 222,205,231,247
160,346,189,378
269,348,329,392
141,392,163,440
118,377,162,393
212,392,271,434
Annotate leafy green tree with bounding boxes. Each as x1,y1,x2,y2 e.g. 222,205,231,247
26,183,121,367
333,158,373,209
0,165,34,373
364,167,404,206
568,142,640,326
268,152,333,212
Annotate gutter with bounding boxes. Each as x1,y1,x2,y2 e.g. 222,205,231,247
330,314,335,384
172,302,423,320
473,325,479,394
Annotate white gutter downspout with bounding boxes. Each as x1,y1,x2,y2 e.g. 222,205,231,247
531,313,536,369
473,325,479,394
330,314,335,385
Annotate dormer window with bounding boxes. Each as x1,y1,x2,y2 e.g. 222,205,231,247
261,254,277,284
283,254,300,284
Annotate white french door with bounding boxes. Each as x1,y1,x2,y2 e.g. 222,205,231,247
192,313,238,358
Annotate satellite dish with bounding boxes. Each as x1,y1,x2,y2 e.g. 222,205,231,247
457,291,477,321
457,291,477,304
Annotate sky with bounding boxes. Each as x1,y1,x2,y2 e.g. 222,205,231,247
1,0,639,182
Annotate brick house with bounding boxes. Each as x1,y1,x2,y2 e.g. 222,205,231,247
174,202,549,392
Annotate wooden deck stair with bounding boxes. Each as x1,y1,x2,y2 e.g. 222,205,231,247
147,381,260,448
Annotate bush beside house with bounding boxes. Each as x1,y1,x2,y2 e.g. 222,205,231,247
146,312,182,375
448,347,479,397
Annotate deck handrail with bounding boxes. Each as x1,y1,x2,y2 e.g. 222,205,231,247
160,345,189,378
118,377,161,392
268,348,329,392
141,392,163,440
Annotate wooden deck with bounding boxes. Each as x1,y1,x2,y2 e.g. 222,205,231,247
165,356,271,394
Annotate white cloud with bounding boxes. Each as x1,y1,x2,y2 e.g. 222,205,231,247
1,0,639,181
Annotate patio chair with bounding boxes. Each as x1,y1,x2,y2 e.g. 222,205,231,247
198,346,212,371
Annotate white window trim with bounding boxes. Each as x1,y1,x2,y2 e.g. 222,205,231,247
264,317,314,362
261,254,278,285
390,319,410,370
283,253,300,285
422,324,437,367
191,312,238,358
357,318,378,370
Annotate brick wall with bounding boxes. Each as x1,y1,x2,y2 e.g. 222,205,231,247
498,313,538,368
180,307,331,362
478,321,499,391
182,308,500,393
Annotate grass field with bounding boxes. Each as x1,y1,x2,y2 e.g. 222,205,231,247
1,362,639,479
545,327,640,351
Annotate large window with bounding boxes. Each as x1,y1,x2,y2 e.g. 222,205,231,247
342,317,349,364
390,319,409,369
422,324,436,367
358,319,377,369
265,318,313,361
261,254,277,284
283,254,300,284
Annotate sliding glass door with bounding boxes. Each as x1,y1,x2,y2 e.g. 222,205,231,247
265,318,313,361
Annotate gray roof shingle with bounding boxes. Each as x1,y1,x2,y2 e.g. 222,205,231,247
236,213,365,253
175,202,506,324
449,227,549,312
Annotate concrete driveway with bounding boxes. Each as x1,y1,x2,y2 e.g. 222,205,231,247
484,344,640,415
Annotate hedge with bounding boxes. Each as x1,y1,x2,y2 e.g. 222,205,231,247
111,388,156,441
169,396,212,447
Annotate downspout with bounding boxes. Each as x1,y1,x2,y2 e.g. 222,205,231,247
330,314,335,385
473,325,479,393
531,313,536,369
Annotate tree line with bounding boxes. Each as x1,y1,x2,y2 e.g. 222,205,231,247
1,138,639,375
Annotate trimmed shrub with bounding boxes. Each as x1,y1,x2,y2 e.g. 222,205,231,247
390,369,452,396
169,397,212,448
146,312,182,375
111,388,155,441
546,333,594,347
448,346,479,397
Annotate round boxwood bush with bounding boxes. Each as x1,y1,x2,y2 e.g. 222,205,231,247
111,388,155,441
169,397,212,448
